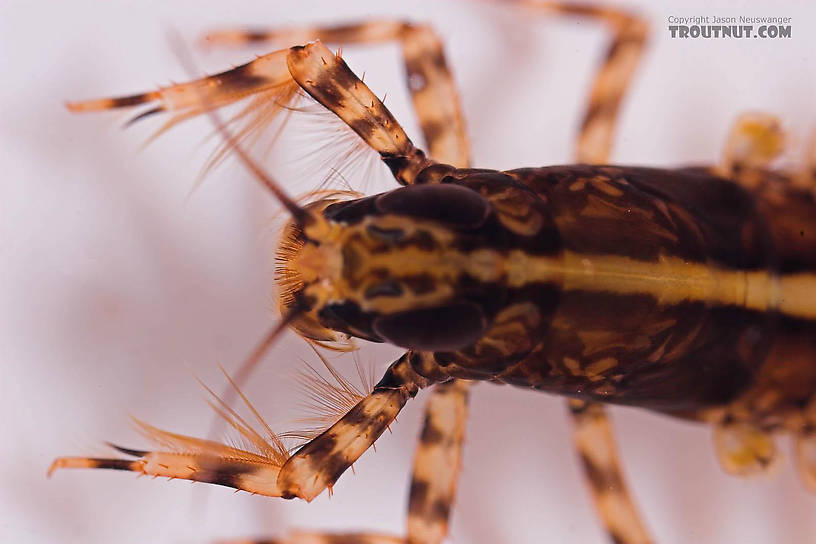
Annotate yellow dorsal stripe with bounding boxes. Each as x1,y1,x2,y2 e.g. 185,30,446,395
507,250,816,320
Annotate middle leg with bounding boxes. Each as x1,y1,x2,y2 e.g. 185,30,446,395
544,4,653,543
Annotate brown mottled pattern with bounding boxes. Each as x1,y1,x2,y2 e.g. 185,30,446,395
437,301,552,378
500,292,772,410
60,4,816,542
507,165,771,270
406,380,470,544
549,8,653,543
286,41,431,186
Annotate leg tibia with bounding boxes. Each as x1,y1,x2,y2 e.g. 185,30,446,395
278,353,430,501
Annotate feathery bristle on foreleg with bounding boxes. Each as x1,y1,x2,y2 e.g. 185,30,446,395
277,353,431,501
48,347,393,497
285,347,375,441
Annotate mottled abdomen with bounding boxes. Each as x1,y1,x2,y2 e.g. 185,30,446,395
713,173,816,430
423,165,816,417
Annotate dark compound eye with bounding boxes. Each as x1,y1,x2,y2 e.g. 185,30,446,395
372,302,487,351
323,195,378,224
375,183,491,229
318,301,381,343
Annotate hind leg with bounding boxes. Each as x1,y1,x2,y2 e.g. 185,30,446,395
719,112,786,189
534,4,653,543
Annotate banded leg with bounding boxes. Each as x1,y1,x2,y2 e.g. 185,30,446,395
221,381,471,544
203,20,469,168
68,41,432,185
406,380,471,544
542,4,652,543
569,401,652,544
518,2,649,163
50,353,432,501
278,353,431,500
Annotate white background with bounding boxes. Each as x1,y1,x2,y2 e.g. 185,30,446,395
3,0,816,543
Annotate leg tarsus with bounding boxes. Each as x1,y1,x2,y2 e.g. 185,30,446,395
50,434,288,496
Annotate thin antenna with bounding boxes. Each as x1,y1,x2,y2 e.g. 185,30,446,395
166,29,310,226
162,29,311,437
206,310,300,441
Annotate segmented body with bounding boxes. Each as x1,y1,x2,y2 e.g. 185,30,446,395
297,164,816,425
47,3,816,543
